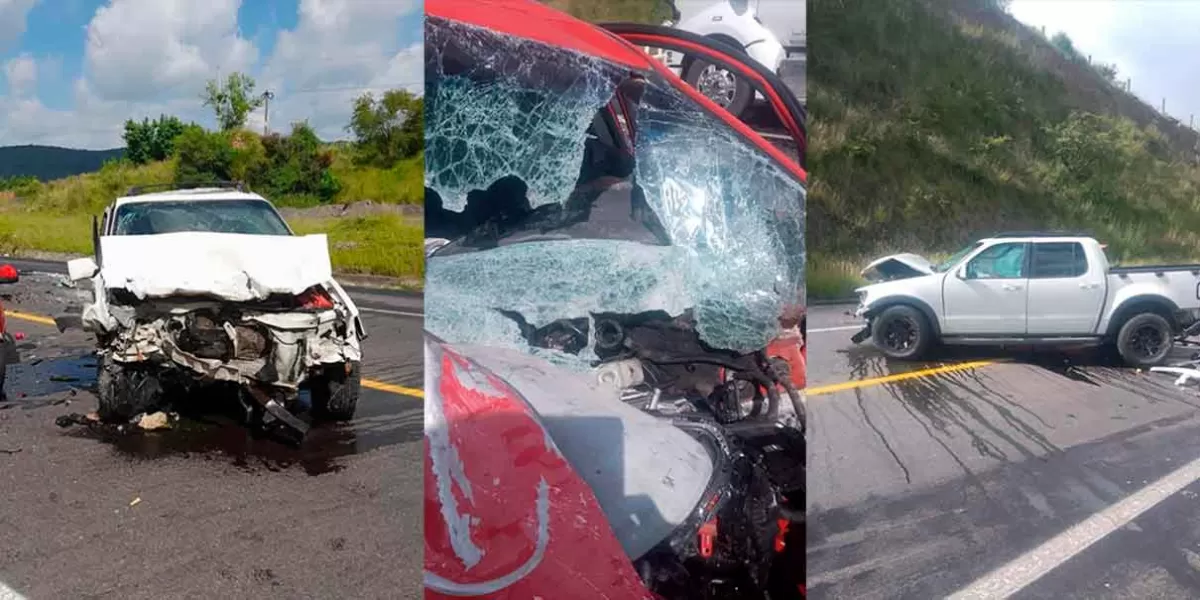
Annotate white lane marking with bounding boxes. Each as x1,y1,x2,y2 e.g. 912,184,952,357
809,325,863,334
359,306,423,318
948,453,1200,599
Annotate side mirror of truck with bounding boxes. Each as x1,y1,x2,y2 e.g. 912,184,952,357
956,266,968,280
67,257,99,282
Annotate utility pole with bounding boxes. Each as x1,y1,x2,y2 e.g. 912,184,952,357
262,90,275,135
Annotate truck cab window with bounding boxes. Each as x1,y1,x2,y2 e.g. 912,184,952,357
965,242,1027,279
1030,242,1087,278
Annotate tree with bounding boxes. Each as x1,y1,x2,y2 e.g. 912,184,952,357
347,90,423,168
122,115,187,164
262,122,341,201
202,72,264,132
1096,63,1118,81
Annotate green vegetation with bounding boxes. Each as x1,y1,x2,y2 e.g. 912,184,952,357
540,0,674,23
808,0,1200,299
0,71,424,282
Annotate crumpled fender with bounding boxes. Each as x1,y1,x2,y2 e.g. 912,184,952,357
424,334,655,599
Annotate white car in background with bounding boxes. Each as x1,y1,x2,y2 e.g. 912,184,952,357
668,0,805,116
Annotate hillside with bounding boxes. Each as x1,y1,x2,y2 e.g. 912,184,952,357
808,0,1200,298
0,145,124,180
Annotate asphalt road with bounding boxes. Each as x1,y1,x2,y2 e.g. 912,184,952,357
806,303,1200,598
0,263,423,599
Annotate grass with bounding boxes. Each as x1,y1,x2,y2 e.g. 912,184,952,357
291,214,424,281
809,0,1200,299
0,152,425,282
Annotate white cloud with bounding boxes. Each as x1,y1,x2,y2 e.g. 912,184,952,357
83,0,256,101
0,0,38,52
3,53,36,97
0,0,421,148
1008,0,1200,125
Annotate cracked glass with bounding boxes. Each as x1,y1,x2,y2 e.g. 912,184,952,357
424,16,805,363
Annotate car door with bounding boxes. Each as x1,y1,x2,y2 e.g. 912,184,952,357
601,22,806,165
1024,241,1105,335
941,242,1030,335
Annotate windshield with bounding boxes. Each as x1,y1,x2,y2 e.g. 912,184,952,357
424,15,805,361
112,199,292,236
934,242,983,272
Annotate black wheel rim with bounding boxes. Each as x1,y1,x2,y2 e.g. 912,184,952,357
1129,324,1166,359
881,316,918,352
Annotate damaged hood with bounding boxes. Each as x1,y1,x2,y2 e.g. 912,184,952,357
98,232,333,301
861,253,935,282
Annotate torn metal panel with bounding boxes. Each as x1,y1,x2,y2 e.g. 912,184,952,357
97,232,334,301
454,341,714,560
105,304,360,389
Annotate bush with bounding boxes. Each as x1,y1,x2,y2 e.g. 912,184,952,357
173,126,234,184
260,122,341,202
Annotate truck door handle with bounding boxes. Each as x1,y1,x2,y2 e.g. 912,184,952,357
1002,284,1022,291
1080,282,1100,290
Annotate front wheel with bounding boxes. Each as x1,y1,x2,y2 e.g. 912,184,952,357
310,361,361,422
1116,313,1173,367
96,354,164,422
870,305,933,361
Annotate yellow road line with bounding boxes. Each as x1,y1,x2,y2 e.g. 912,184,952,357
807,360,999,396
6,310,57,326
4,309,425,399
362,379,424,399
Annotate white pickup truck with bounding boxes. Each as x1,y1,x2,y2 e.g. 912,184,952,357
851,233,1200,367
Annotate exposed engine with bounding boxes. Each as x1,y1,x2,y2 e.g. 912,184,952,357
503,309,806,599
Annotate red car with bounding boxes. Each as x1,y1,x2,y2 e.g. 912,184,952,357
423,1,806,598
0,263,20,396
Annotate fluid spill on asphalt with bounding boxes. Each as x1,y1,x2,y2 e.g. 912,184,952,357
836,345,1200,484
58,391,423,476
28,370,423,476
0,354,97,407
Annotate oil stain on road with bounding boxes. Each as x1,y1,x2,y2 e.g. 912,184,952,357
1,352,422,476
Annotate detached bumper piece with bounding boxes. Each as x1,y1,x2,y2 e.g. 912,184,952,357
850,324,871,344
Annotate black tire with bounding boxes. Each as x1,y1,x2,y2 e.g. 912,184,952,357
311,361,361,422
682,56,754,118
1116,312,1173,367
95,355,163,422
871,305,933,361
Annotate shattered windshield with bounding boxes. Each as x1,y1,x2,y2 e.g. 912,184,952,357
424,16,805,362
113,200,292,236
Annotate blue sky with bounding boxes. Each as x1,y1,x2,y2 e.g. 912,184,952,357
1008,1,1200,129
0,0,422,148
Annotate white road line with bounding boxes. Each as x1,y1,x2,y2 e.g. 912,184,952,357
948,453,1200,599
359,306,424,318
809,325,863,334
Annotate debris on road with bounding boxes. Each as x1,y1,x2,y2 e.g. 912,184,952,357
129,497,141,507
136,412,172,431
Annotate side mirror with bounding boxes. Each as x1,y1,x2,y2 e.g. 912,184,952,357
0,264,18,284
956,266,968,280
67,257,99,282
